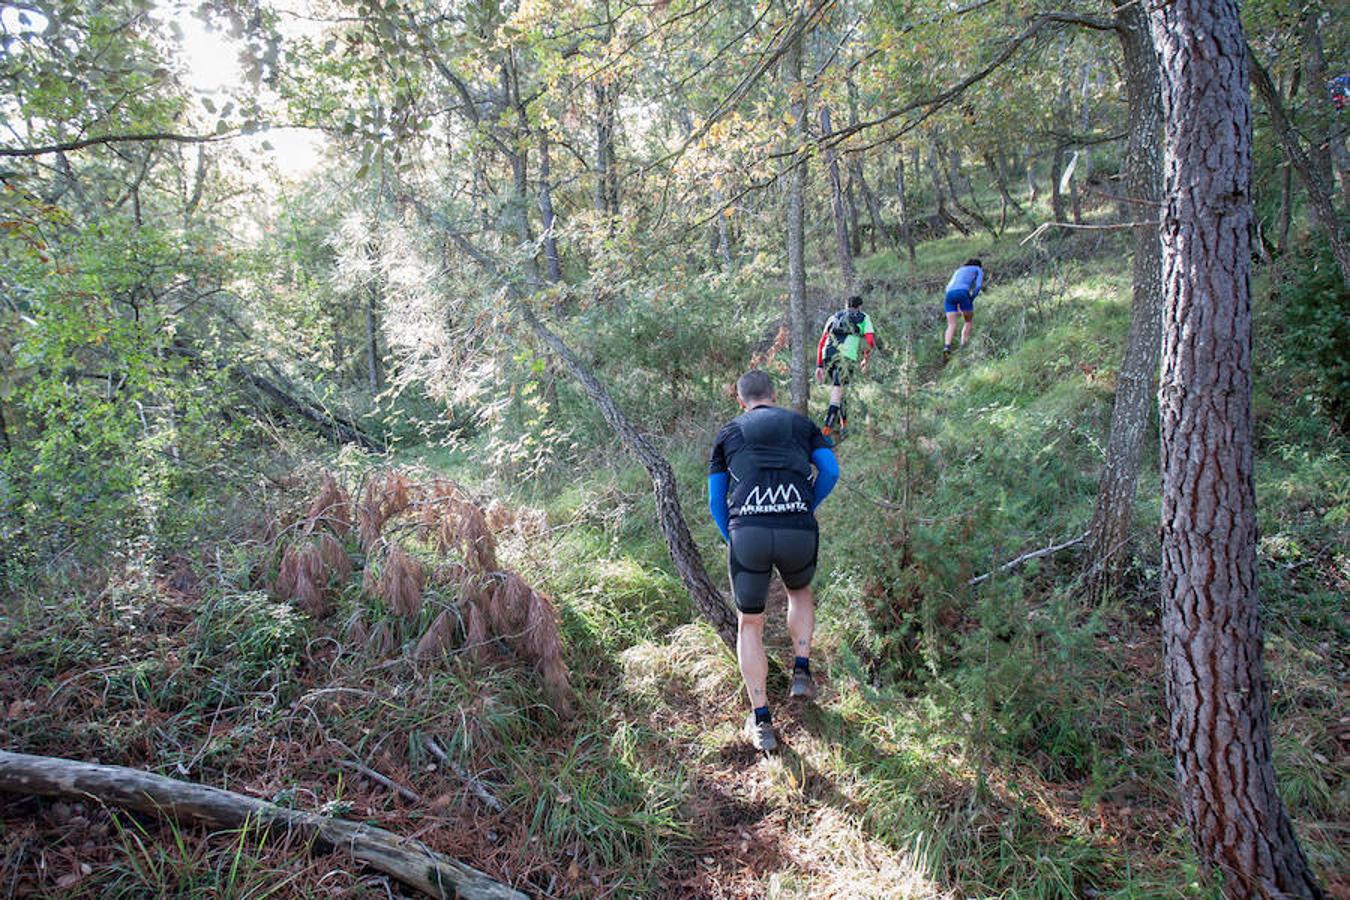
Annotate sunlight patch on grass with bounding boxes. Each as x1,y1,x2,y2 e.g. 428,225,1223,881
765,807,953,899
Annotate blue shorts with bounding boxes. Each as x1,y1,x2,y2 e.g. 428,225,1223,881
944,288,973,314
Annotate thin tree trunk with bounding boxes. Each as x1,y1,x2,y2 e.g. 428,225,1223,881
941,139,997,237
1050,145,1068,222
820,104,856,291
365,283,382,397
594,82,611,219
1086,0,1162,590
1297,15,1342,207
168,345,380,451
0,750,523,900
504,59,538,282
437,226,739,650
1026,156,1040,202
714,185,734,268
844,169,863,254
1069,155,1084,224
927,141,970,236
1276,162,1293,254
1151,3,1326,895
538,134,562,283
984,151,1026,228
854,156,887,252
782,7,810,414
1249,50,1350,283
1072,64,1093,225
847,81,885,252
331,310,345,374
472,150,491,232
896,154,916,262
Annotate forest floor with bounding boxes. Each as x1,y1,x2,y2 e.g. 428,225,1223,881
2,225,1346,898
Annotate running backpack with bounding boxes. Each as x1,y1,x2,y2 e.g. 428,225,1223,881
829,309,866,342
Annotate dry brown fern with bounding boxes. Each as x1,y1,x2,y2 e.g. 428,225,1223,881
275,543,333,618
414,610,456,661
316,533,352,581
357,471,414,551
372,545,425,618
484,572,573,717
305,473,352,536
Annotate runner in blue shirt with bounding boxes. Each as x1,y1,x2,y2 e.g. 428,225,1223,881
943,258,984,361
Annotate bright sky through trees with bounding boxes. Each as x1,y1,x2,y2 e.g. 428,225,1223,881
154,0,324,177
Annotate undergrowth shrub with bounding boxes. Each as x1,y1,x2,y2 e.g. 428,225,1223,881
189,590,305,705
577,276,762,428
1268,240,1350,431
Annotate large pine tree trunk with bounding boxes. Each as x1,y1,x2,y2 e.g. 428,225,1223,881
1151,4,1325,896
782,9,810,415
820,105,856,291
1085,1,1162,590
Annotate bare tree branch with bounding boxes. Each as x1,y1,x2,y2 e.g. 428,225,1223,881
969,533,1089,586
0,131,237,158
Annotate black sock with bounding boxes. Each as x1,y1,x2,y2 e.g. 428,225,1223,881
753,705,771,725
793,657,810,675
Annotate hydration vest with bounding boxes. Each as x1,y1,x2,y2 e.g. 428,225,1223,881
828,309,866,342
726,408,814,519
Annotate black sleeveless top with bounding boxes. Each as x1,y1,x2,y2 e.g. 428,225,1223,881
708,406,829,529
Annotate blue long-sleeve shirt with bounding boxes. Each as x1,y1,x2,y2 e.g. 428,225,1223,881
946,264,984,298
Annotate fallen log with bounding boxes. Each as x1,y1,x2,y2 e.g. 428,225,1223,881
167,343,383,452
0,750,524,900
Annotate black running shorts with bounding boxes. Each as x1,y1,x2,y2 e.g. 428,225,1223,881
826,357,857,387
727,523,819,614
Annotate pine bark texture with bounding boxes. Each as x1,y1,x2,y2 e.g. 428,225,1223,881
1150,5,1325,897
782,13,810,415
1085,0,1163,587
0,750,524,900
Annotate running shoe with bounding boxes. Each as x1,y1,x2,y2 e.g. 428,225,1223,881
745,712,778,752
789,669,817,700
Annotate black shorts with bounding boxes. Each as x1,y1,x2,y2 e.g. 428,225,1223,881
825,357,857,387
727,523,819,614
